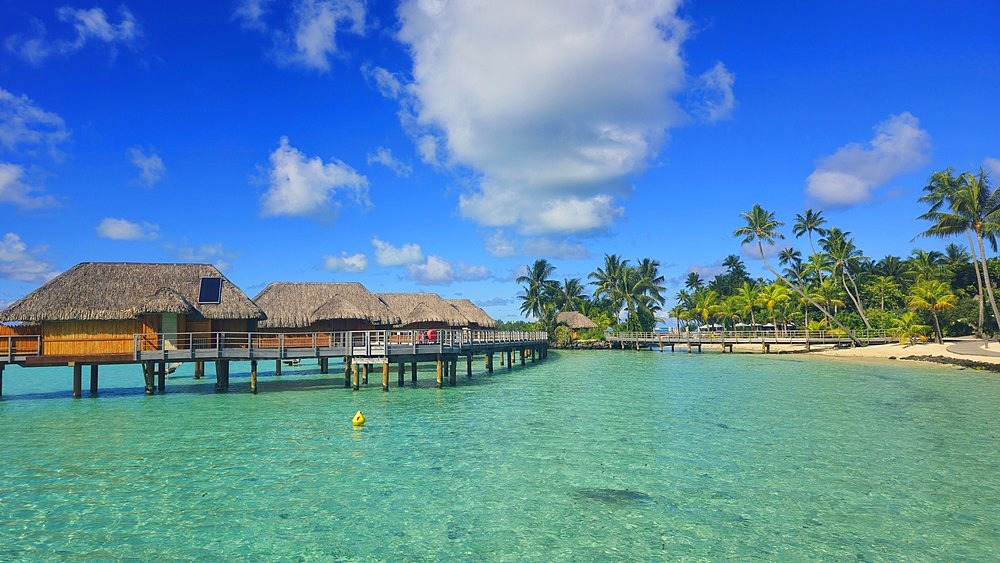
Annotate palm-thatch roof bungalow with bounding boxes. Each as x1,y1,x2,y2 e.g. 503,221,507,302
253,282,400,332
377,293,470,329
446,299,496,329
0,262,264,357
556,311,598,329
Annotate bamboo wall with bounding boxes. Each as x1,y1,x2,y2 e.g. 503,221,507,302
42,320,143,356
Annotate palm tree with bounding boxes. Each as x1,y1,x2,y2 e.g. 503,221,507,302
684,272,704,291
793,208,828,280
890,311,930,345
733,281,760,327
516,259,558,319
690,288,721,329
555,277,588,312
733,204,861,345
821,227,871,329
863,275,902,311
908,278,958,344
589,254,628,320
906,249,946,282
757,283,792,336
918,168,1000,336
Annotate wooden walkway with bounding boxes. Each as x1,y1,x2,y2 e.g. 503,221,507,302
0,329,548,398
608,330,893,352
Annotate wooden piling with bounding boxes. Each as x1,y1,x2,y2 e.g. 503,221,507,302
507,350,513,369
250,360,258,394
320,357,329,374
352,362,360,391
466,354,473,378
275,359,282,376
449,358,457,386
436,355,443,388
499,352,505,367
157,361,166,392
382,362,389,392
194,361,204,379
90,364,99,396
520,349,525,365
143,362,155,395
486,353,493,373
362,364,369,386
411,361,417,385
0,363,4,399
344,357,352,387
398,361,405,386
72,363,82,398
215,360,230,391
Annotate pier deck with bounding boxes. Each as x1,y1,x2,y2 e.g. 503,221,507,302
608,330,893,351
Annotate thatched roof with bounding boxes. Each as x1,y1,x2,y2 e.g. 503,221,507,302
254,282,399,329
556,311,598,329
0,262,265,322
377,293,470,327
446,299,496,328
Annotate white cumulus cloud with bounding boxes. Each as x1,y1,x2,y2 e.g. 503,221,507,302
397,0,690,234
163,241,238,272
806,112,931,206
406,255,491,285
127,146,165,186
323,251,368,272
0,232,58,283
261,136,369,220
96,218,158,240
372,237,423,266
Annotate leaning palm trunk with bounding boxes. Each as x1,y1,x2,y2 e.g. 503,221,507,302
841,268,872,329
758,242,862,346
975,232,1000,335
967,230,985,337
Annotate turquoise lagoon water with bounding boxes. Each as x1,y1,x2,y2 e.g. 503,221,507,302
1,350,998,560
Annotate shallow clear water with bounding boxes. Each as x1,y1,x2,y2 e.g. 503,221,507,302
1,350,998,560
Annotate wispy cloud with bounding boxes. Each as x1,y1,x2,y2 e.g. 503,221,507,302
163,241,238,271
323,251,368,272
485,231,589,259
261,136,368,220
0,88,69,153
0,163,58,210
362,64,403,99
984,157,999,177
234,0,365,72
367,147,412,177
806,112,931,206
396,0,693,235
406,255,491,285
372,237,423,266
127,146,165,187
687,61,736,123
5,6,141,65
96,217,159,240
0,232,58,283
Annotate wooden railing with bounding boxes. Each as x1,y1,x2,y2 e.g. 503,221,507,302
131,329,548,361
609,329,892,345
0,335,42,362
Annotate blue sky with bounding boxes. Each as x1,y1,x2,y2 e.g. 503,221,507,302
1,0,998,322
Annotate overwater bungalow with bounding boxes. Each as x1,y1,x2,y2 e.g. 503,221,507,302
378,293,471,330
253,282,400,333
446,299,497,330
0,262,264,362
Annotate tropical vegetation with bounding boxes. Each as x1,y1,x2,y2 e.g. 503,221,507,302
515,168,996,346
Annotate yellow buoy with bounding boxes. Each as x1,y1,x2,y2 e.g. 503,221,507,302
352,410,366,427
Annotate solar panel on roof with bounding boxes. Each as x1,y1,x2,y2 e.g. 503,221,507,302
198,277,223,304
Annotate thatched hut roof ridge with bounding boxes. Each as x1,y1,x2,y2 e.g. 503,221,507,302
556,311,598,329
0,262,264,323
378,292,470,327
254,282,400,329
446,299,496,329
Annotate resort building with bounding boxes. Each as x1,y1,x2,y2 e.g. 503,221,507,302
378,292,473,329
0,262,264,362
253,282,400,332
446,299,497,330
